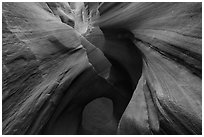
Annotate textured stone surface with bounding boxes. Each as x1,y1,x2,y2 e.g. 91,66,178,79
2,2,111,134
96,2,201,135
2,2,202,135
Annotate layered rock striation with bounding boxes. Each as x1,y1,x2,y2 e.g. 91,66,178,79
2,2,202,135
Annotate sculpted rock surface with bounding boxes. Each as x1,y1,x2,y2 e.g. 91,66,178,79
3,2,111,134
2,2,202,135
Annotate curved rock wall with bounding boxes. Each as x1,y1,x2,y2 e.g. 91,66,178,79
96,3,201,134
2,2,202,135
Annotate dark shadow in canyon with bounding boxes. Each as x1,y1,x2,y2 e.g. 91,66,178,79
40,27,143,135
100,28,143,121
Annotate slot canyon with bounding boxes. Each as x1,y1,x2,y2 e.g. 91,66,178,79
2,2,202,135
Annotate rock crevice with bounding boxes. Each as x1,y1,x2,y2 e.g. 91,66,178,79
2,2,202,135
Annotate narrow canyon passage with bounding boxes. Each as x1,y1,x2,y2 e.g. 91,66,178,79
41,28,143,135
2,2,202,135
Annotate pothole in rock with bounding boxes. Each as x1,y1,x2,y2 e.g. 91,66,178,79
81,97,117,135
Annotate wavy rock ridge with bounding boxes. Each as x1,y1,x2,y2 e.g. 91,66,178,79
2,2,202,135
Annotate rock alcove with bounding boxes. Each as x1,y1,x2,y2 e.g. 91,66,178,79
2,2,202,135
